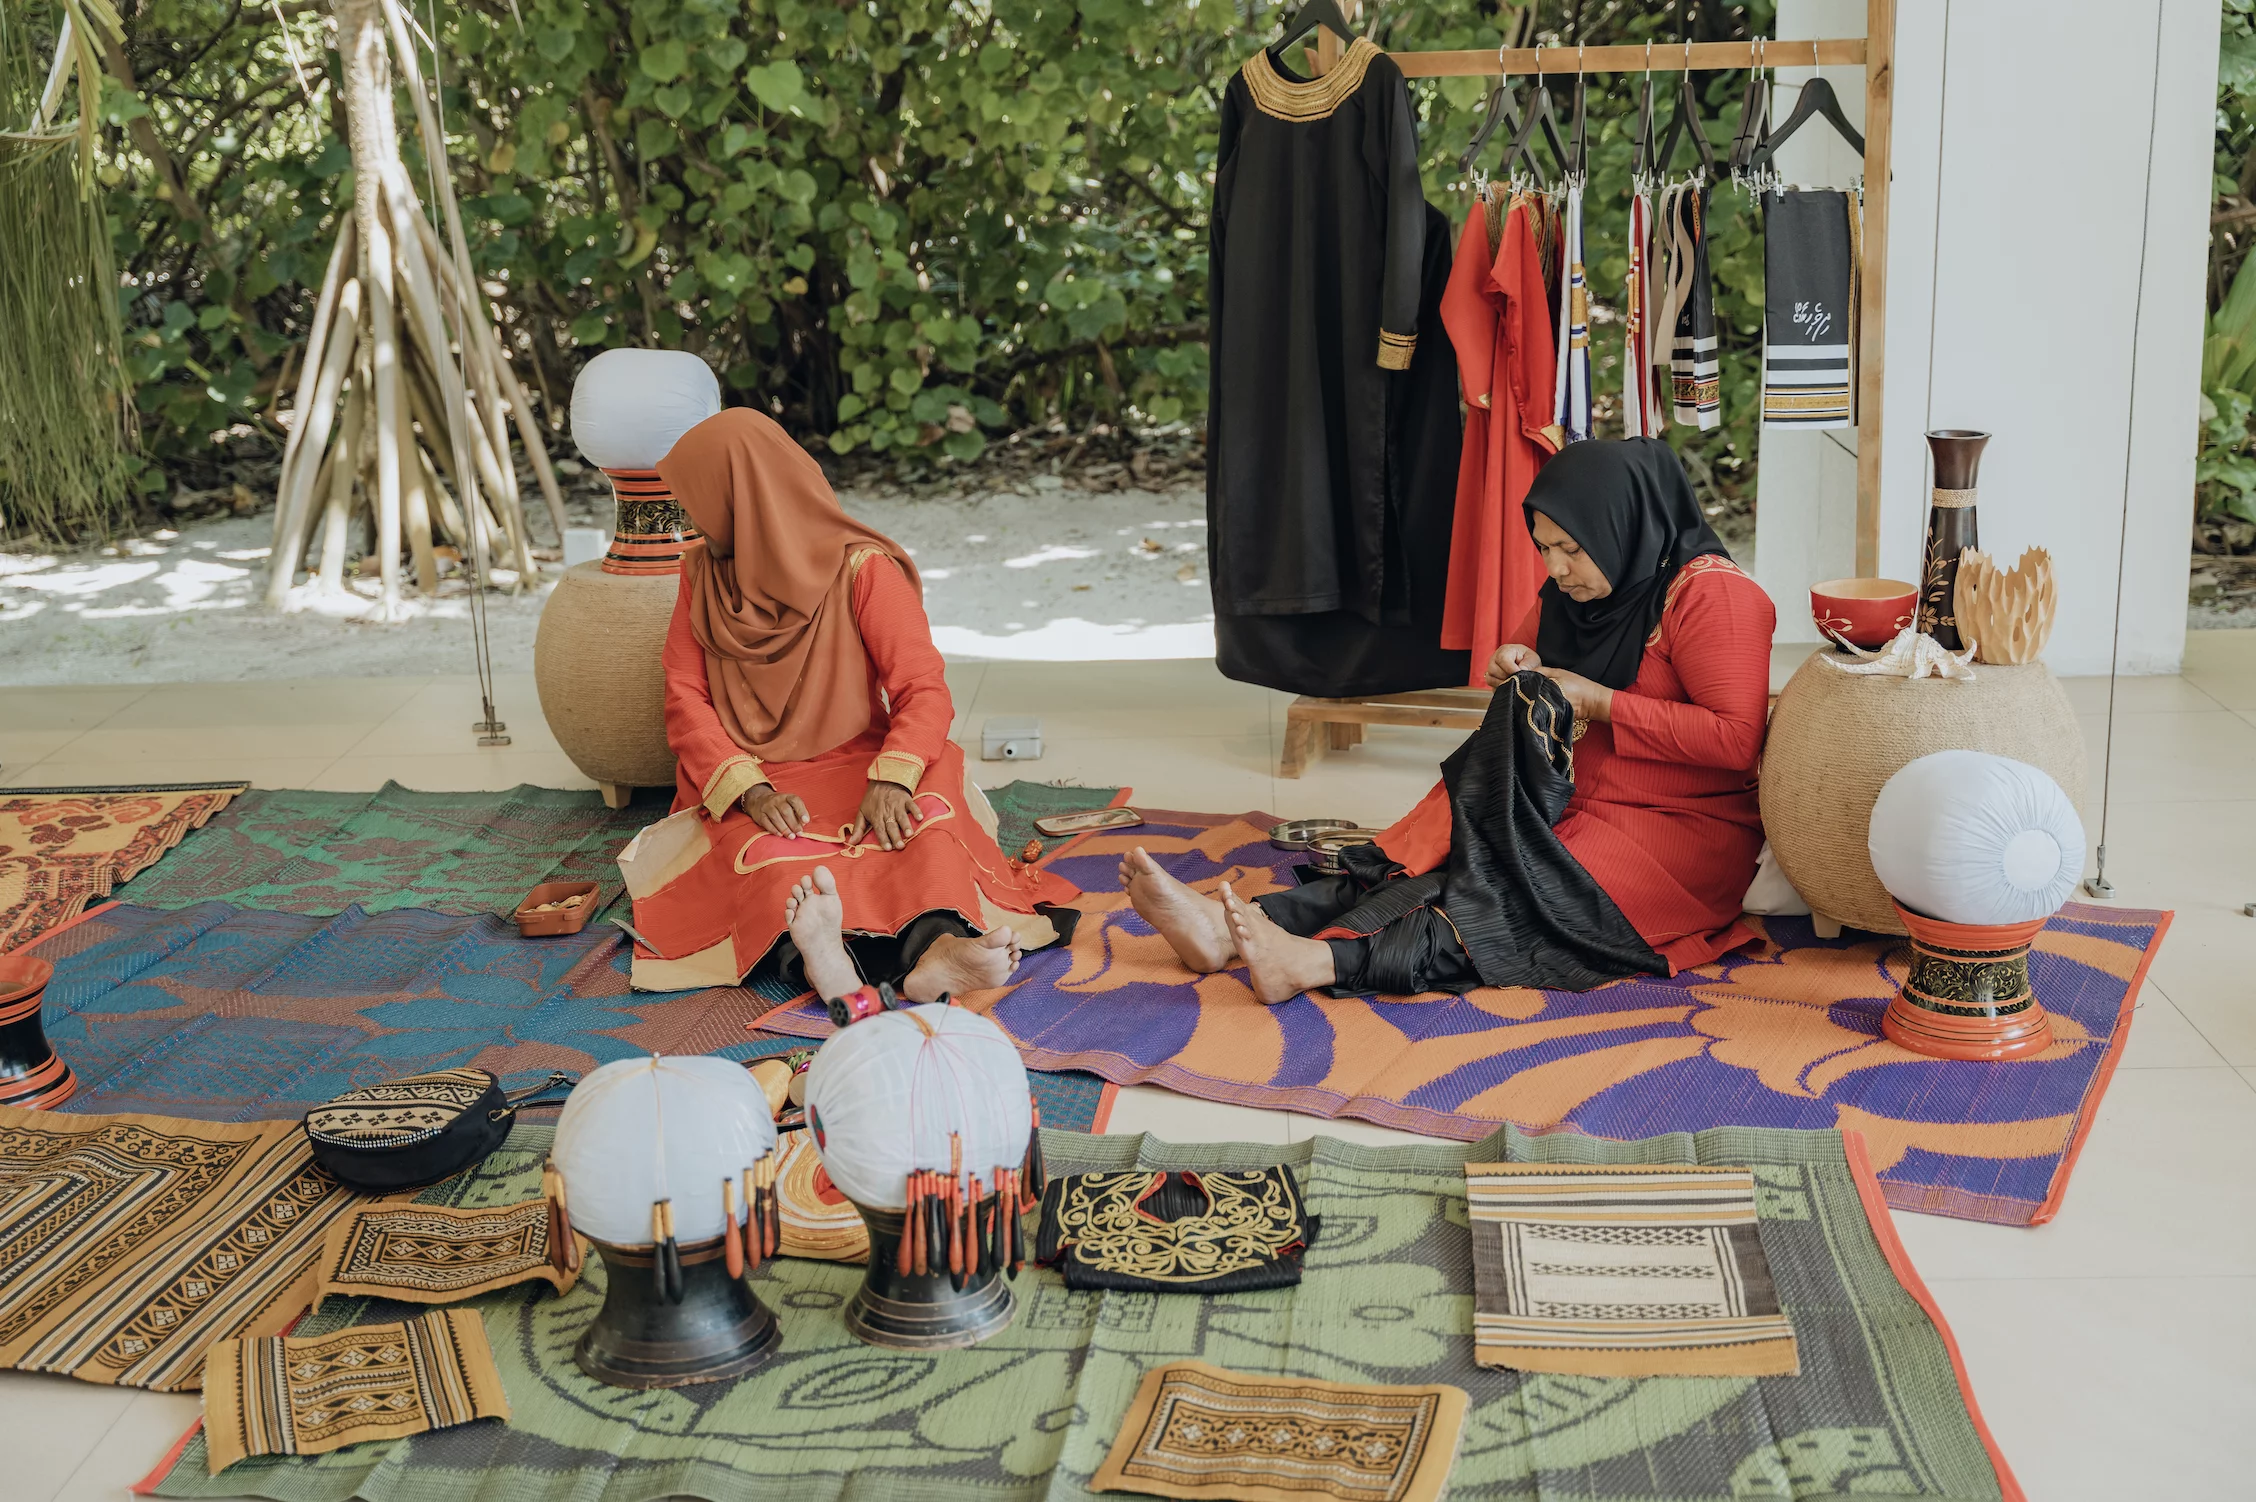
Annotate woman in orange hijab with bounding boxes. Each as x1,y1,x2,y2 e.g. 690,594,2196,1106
617,409,1077,998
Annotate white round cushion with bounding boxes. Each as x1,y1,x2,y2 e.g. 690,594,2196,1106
568,349,722,470
1867,750,2085,926
803,1005,1031,1212
552,1055,776,1246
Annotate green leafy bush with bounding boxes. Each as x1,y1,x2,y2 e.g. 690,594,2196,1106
79,0,1784,523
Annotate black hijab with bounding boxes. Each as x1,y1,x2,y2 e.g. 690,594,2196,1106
1522,437,1729,690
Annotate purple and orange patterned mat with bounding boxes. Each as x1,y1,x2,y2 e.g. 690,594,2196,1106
754,809,2172,1227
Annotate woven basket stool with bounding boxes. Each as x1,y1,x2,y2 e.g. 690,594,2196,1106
1759,653,2086,937
534,562,678,808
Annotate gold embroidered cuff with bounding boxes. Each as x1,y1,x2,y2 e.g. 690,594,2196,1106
868,752,925,791
701,755,770,820
1377,330,1417,370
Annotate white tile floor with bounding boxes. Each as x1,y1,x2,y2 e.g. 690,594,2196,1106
1,635,2252,1500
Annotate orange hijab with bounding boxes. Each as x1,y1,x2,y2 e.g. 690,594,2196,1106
659,408,920,763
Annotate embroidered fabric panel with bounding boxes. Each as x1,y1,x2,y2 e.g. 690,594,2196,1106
1091,1359,1467,1502
317,1201,576,1304
201,1309,510,1475
0,1108,367,1390
1035,1167,1316,1292
0,783,245,953
1464,1162,1799,1377
302,1070,493,1149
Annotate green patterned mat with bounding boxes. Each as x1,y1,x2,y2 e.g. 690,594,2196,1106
109,779,1121,919
147,1124,2013,1502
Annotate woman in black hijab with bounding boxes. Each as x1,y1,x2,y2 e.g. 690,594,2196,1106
1119,438,1777,1003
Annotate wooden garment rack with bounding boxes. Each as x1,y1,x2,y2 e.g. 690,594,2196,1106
1279,3,1895,777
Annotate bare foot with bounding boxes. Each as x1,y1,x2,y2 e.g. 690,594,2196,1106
1219,882,1335,1005
785,867,861,1001
1119,846,1235,973
903,927,1017,1002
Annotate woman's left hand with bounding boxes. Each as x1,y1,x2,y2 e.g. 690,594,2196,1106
853,781,923,851
1538,667,1614,722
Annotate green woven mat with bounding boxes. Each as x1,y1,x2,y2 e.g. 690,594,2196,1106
110,779,1121,920
150,1124,2009,1502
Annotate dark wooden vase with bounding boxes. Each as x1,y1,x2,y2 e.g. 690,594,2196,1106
845,1204,1017,1350
574,1234,781,1389
0,956,77,1111
1919,430,1990,650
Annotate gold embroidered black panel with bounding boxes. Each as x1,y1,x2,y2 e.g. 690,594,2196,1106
1035,1167,1316,1293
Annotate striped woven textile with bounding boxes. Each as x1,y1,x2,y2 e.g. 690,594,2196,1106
201,1308,510,1475
0,1108,368,1391
1465,1162,1799,1377
1760,189,1859,429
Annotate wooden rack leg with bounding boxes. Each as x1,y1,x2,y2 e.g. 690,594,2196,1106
600,782,633,810
1325,722,1365,750
1279,715,1320,780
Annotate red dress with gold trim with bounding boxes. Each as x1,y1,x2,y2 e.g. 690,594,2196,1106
1378,555,1775,973
618,550,1076,990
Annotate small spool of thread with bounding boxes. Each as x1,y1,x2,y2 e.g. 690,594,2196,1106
826,984,889,1029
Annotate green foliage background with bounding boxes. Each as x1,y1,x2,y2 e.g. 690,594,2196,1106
44,0,1800,536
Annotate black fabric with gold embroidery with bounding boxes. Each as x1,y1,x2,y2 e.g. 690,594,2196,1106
1209,37,1468,697
1034,1167,1318,1294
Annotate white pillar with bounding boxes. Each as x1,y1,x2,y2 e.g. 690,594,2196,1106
1870,0,2215,675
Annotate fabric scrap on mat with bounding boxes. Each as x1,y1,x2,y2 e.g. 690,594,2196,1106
1090,1359,1466,1502
141,1121,2021,1502
756,809,2168,1227
201,1308,509,1475
318,1200,577,1305
0,782,245,954
1465,1161,1798,1377
0,1106,374,1391
25,900,1111,1133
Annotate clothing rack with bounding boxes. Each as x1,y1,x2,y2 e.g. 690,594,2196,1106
1277,3,1896,777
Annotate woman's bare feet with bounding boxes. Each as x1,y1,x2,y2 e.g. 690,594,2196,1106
1119,846,1236,972
786,867,862,1001
903,927,1018,1002
1219,882,1335,1005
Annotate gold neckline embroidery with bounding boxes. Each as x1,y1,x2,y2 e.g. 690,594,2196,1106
1244,37,1382,122
1047,1169,1308,1283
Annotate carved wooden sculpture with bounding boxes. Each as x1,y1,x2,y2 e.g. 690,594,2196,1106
1955,547,2056,666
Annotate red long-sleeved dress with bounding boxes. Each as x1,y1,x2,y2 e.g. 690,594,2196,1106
617,548,1076,991
1378,554,1775,973
1438,196,1558,684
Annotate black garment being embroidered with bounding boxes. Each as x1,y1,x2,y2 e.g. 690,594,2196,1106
1035,1167,1318,1294
1208,40,1467,696
1260,673,1664,995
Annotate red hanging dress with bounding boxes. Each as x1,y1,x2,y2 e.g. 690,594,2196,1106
1439,191,1559,685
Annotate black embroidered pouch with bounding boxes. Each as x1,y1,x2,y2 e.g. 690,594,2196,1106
1034,1166,1318,1293
303,1068,575,1191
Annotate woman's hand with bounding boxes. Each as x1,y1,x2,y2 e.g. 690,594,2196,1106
741,785,810,838
1538,667,1614,722
1484,643,1542,687
853,781,923,851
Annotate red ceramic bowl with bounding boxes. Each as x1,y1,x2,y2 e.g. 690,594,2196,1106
1810,577,1918,649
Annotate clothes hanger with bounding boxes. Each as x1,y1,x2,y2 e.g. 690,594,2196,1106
1459,45,1525,178
1656,40,1719,183
1564,44,1590,186
1266,0,1357,65
1630,42,1661,190
1727,38,1773,188
1499,48,1571,190
1754,39,1866,171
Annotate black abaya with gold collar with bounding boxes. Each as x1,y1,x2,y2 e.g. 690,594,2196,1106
1207,38,1468,696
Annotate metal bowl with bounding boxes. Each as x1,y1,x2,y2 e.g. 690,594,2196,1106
1305,830,1381,872
1269,817,1360,852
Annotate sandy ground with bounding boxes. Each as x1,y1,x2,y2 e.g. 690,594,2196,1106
0,483,1215,685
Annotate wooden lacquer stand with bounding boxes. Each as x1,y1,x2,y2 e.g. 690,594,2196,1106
1278,688,1492,778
